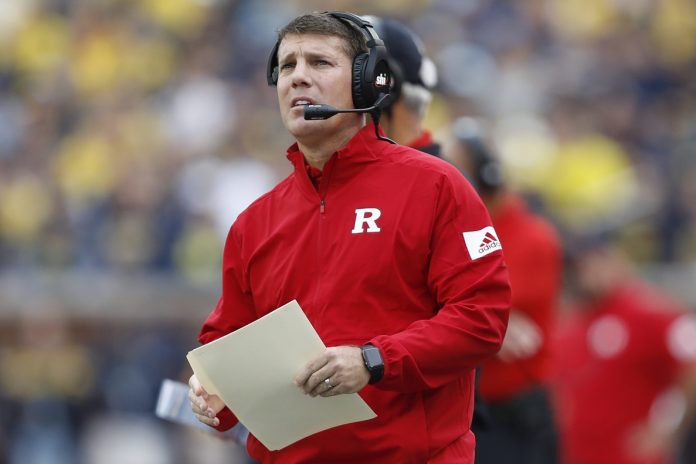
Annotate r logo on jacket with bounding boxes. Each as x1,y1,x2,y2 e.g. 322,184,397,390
352,208,382,234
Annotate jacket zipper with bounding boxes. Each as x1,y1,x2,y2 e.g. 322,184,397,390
314,157,336,318
318,156,336,215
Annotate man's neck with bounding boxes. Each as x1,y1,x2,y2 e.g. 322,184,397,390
298,120,365,170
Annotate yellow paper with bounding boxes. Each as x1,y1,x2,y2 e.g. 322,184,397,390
186,300,376,450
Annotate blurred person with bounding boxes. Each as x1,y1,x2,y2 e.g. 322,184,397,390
445,116,562,464
364,15,440,156
188,11,510,463
553,235,696,464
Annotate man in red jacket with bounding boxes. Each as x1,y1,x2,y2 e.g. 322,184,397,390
553,236,696,464
445,116,562,463
187,11,510,464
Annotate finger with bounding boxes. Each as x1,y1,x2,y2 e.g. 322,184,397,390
295,355,329,389
189,374,206,396
305,364,335,395
188,388,208,414
206,394,227,414
319,379,340,397
193,411,220,427
308,368,337,397
312,376,336,397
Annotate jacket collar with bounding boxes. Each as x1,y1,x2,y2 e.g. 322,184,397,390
286,124,383,171
285,124,388,201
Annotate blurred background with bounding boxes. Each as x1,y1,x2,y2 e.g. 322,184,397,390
0,0,695,463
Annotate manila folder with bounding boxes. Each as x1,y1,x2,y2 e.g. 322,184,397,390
186,299,376,450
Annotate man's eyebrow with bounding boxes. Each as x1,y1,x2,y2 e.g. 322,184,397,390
279,49,337,64
277,53,293,65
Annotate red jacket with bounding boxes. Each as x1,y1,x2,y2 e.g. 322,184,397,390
478,194,562,400
199,125,511,463
552,281,696,464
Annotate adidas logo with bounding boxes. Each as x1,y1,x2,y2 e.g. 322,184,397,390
480,231,498,246
462,226,502,260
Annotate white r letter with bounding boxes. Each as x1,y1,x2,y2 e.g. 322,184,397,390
352,208,382,234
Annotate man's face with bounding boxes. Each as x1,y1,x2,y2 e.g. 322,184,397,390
276,33,358,141
572,247,625,301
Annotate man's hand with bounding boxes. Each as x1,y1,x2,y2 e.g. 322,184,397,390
497,310,543,362
295,346,370,397
188,374,226,427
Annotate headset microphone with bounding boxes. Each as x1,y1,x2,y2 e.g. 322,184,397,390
304,93,395,144
304,93,392,120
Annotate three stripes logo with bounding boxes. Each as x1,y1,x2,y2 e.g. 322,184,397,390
462,226,502,260
480,231,498,248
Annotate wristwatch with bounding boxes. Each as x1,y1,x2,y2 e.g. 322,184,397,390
361,344,384,384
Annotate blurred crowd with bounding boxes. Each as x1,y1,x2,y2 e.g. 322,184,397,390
1,0,695,463
1,0,696,274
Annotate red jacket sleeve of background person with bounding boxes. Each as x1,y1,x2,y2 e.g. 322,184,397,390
478,194,562,400
198,125,510,463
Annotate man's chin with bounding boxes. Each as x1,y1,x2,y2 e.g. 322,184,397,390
288,119,327,139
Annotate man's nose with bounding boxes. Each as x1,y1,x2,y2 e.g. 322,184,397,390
291,60,311,87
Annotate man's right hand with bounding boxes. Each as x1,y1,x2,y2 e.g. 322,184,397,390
188,374,225,428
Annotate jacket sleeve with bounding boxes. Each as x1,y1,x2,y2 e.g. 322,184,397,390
197,224,258,430
507,215,562,342
370,172,511,392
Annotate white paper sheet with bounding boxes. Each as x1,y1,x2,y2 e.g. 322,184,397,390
186,300,376,450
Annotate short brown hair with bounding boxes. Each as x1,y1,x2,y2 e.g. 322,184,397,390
277,12,368,60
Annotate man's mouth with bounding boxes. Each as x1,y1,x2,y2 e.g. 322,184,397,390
291,97,315,107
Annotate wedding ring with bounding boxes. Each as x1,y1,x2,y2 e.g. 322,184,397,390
324,378,333,389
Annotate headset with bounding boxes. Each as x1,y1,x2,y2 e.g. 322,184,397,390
266,11,393,115
452,117,504,195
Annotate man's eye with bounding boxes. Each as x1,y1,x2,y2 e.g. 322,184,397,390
316,60,330,66
280,63,294,70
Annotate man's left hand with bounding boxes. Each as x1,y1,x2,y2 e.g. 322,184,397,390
295,345,370,397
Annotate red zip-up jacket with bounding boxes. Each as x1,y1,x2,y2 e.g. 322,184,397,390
199,125,511,463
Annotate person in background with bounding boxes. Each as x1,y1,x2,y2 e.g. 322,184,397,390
371,16,496,432
553,234,696,464
446,116,562,463
364,15,441,156
187,12,510,463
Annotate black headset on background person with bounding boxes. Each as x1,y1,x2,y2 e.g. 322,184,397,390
452,117,504,196
265,11,395,142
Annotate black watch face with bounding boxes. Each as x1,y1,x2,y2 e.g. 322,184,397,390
364,347,382,368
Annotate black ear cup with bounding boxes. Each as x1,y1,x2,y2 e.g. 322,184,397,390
351,53,370,109
360,49,391,109
266,40,280,86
